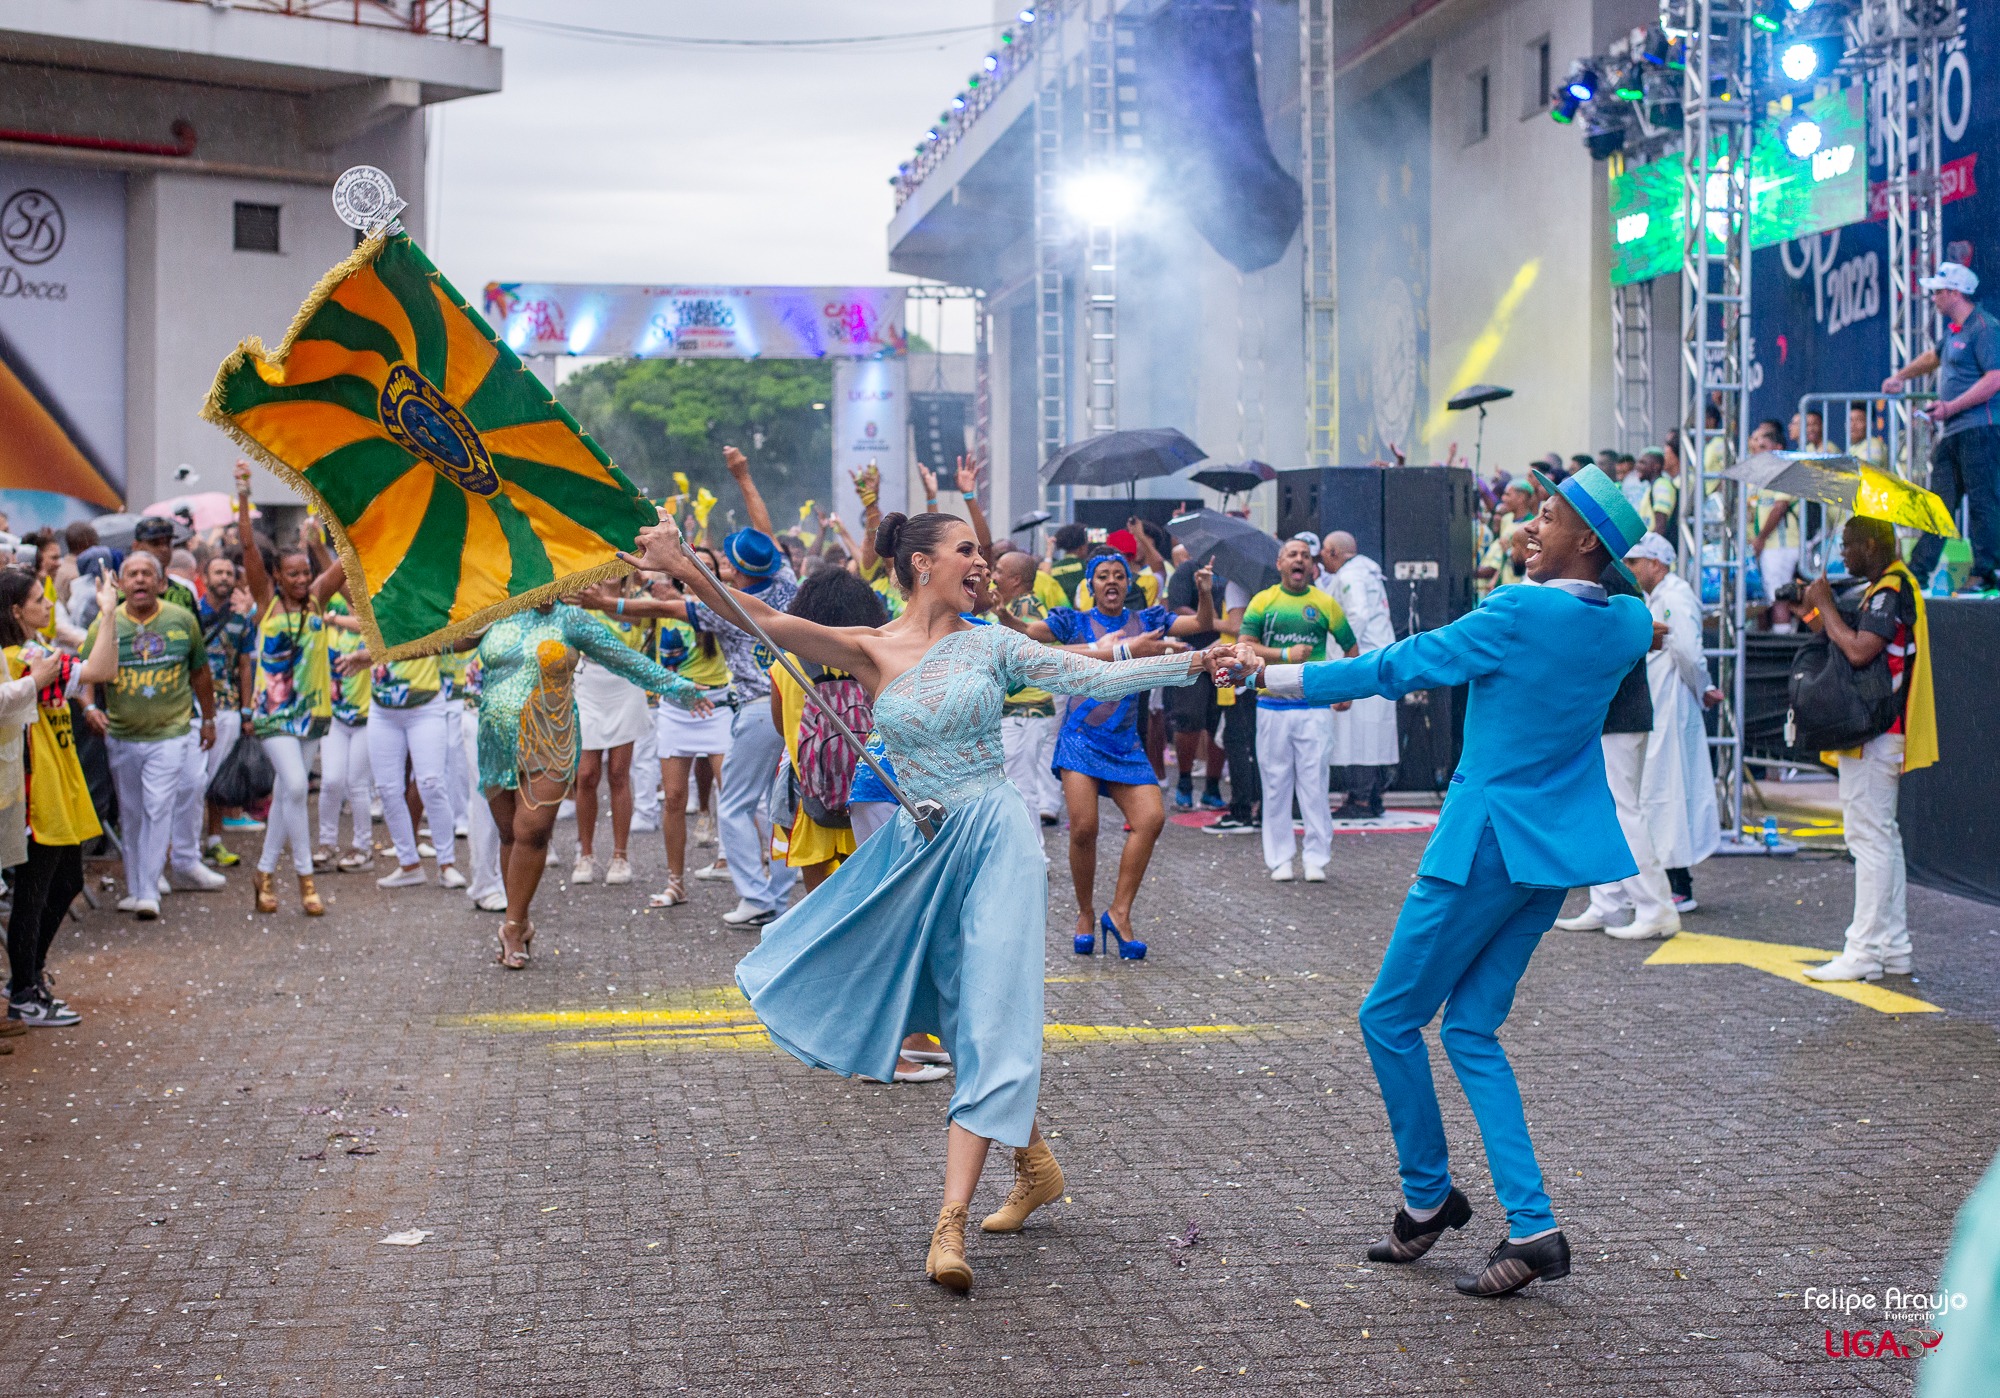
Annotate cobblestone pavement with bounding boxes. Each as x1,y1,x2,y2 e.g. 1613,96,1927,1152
3,809,1994,1397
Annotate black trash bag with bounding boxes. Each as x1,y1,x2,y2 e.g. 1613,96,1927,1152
207,730,275,809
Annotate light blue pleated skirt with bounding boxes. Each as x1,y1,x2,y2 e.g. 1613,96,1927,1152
735,779,1048,1147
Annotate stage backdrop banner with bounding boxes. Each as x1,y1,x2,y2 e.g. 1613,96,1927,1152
828,357,909,532
479,283,907,362
1751,5,2000,430
0,158,126,524
204,231,657,660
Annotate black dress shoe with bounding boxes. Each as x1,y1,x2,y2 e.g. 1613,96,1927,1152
1365,1186,1472,1263
1454,1230,1571,1297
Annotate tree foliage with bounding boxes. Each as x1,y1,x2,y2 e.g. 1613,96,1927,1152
558,358,834,531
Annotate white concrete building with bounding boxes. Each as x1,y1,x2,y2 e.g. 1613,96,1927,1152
0,0,500,531
886,0,1654,530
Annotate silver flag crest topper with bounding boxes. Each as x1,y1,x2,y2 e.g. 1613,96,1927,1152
332,166,407,234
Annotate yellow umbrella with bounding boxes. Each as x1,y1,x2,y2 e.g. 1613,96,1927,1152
1724,451,1959,536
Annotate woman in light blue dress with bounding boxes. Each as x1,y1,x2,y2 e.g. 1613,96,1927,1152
620,509,1235,1293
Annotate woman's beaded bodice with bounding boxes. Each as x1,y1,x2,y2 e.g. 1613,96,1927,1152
871,624,1197,810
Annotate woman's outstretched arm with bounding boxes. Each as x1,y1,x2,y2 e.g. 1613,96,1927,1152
619,517,882,683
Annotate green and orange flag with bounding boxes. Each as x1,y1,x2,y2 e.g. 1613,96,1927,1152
202,231,653,659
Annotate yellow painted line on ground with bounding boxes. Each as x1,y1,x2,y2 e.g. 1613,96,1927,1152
1644,931,1940,1014
449,993,1259,1053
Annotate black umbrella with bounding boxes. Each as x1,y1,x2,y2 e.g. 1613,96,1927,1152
1009,509,1052,534
1166,508,1280,594
1187,461,1276,497
1040,428,1207,495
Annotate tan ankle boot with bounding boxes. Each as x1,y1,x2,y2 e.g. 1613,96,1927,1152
298,874,325,916
980,1138,1065,1233
925,1203,972,1291
251,870,278,914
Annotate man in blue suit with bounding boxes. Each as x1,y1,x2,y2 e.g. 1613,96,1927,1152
1235,465,1652,1297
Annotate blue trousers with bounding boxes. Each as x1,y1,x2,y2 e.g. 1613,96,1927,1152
1357,822,1564,1236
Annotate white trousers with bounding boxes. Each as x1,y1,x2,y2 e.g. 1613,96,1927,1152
631,718,662,828
108,731,206,897
1838,732,1908,963
1001,711,1062,818
443,702,470,837
1257,705,1332,873
257,734,320,877
368,696,457,869
317,718,374,853
462,702,504,903
1585,732,1676,927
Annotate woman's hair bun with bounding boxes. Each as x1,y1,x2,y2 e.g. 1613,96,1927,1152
873,511,908,562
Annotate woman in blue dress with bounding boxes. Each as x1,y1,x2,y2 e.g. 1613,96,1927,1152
620,510,1236,1293
1003,550,1215,958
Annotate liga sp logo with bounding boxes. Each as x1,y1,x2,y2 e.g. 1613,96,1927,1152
1823,1328,1942,1359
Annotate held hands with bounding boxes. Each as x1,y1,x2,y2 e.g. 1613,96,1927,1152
619,512,701,582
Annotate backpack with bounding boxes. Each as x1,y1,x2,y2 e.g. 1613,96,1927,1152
791,661,872,827
1783,587,1901,752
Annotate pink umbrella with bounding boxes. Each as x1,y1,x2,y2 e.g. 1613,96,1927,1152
141,492,251,532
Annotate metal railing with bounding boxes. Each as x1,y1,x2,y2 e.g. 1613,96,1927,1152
894,7,1060,209
165,0,490,43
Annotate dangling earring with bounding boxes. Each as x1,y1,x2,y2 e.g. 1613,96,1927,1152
918,567,931,587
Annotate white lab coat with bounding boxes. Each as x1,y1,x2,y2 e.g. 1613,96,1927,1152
1640,571,1721,868
1321,554,1401,766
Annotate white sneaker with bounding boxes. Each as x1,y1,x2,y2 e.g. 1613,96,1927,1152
376,865,429,890
1803,951,1883,982
692,859,733,882
721,899,780,928
438,865,468,889
1303,865,1327,883
116,895,142,913
545,843,560,866
693,812,716,847
1605,916,1680,941
604,857,633,886
1553,909,1612,932
571,855,596,885
453,822,469,838
417,841,438,860
168,863,226,891
132,898,160,921
474,890,509,912
1270,864,1296,883
631,814,659,834
157,875,172,896
1881,954,1914,975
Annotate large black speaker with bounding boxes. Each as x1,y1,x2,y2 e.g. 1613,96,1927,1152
1276,465,1478,793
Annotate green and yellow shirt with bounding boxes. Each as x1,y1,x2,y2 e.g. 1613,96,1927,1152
86,601,203,741
1242,584,1355,711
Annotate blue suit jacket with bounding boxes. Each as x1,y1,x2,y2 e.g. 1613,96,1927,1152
1296,583,1653,889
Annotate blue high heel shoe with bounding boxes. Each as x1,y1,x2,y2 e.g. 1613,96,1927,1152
1073,924,1096,955
1099,911,1146,960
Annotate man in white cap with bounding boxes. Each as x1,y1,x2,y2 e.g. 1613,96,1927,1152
1885,262,2000,591
1622,533,1722,913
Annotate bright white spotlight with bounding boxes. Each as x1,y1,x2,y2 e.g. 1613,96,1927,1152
1781,43,1818,81
566,313,597,354
1785,118,1822,157
1063,170,1140,224
1786,0,1814,10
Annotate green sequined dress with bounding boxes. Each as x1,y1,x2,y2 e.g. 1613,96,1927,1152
475,604,700,795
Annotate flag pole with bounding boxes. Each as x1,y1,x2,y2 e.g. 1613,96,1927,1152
677,551,942,842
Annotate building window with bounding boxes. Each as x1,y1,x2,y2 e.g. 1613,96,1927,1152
1467,68,1490,143
233,202,281,253
1524,36,1551,117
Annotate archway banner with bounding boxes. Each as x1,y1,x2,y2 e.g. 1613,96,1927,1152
202,230,656,660
478,283,907,361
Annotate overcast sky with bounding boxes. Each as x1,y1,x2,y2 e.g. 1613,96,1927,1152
427,0,999,332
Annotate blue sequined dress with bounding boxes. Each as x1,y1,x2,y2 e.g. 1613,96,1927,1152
735,624,1198,1146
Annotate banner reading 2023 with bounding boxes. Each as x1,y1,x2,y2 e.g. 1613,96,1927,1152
480,283,907,362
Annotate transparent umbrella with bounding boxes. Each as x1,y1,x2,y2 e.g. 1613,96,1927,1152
1723,451,1959,537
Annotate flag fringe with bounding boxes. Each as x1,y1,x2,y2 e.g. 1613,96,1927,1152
196,229,636,662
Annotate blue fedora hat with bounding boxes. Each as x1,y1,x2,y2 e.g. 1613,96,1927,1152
1528,464,1646,585
722,527,781,580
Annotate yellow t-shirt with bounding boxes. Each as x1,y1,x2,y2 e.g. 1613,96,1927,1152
1755,490,1800,550
1031,571,1069,612
5,645,100,846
